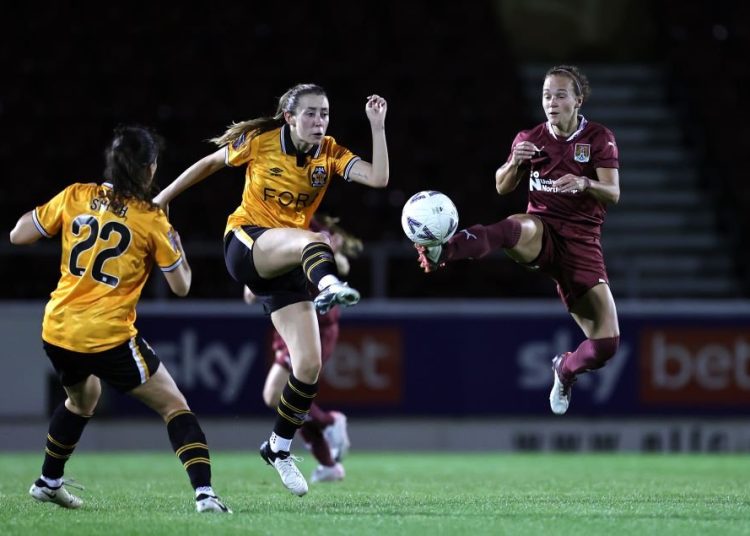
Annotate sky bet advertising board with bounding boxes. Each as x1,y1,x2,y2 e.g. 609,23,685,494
104,305,750,417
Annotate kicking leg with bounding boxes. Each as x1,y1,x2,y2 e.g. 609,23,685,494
252,228,359,314
417,214,542,272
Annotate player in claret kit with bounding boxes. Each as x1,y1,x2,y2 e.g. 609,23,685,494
9,126,230,513
414,65,621,415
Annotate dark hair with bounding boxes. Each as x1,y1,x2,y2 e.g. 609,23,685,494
103,125,163,212
210,83,327,147
546,65,591,103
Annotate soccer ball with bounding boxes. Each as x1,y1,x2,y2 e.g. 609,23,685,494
401,191,459,246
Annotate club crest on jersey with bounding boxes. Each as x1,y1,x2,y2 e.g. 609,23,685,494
574,143,591,163
310,165,328,187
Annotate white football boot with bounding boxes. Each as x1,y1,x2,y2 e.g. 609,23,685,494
195,492,232,513
29,478,83,509
259,441,308,496
549,353,575,415
311,463,345,483
323,411,351,462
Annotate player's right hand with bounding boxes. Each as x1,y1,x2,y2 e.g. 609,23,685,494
365,94,388,125
511,142,541,166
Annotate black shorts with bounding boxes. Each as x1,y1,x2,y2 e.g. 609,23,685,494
224,226,313,314
43,335,161,393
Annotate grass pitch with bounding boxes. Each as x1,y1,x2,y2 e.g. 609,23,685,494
1,452,749,535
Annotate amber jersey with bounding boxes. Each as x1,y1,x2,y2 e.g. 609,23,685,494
508,117,619,237
33,182,183,352
224,124,360,235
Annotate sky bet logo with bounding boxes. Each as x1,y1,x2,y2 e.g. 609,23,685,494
320,327,403,405
153,330,256,404
516,328,628,403
640,328,750,404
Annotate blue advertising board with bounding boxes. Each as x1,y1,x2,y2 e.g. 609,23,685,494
105,301,750,417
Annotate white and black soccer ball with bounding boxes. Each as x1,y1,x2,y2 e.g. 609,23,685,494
401,190,459,246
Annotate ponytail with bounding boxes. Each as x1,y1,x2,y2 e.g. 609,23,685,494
209,83,327,147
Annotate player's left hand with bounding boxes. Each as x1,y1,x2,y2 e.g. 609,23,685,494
366,94,387,125
554,174,591,194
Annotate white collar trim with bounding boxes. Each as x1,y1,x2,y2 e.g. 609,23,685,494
546,115,587,141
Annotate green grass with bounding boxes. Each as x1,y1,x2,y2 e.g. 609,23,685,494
2,452,749,535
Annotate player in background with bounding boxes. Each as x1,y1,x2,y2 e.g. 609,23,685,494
9,126,230,513
154,84,388,495
415,65,620,415
246,216,360,483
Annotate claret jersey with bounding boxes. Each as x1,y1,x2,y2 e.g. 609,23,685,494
508,116,619,236
33,182,183,352
224,124,360,235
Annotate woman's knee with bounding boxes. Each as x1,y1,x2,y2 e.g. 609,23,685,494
505,215,543,261
509,215,542,243
64,377,101,416
154,391,190,419
130,369,189,420
65,397,97,417
591,336,620,368
293,358,321,384
308,231,332,247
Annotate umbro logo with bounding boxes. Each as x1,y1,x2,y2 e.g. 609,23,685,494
459,229,477,240
269,167,283,177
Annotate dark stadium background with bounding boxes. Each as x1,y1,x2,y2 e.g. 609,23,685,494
1,0,747,300
3,0,750,479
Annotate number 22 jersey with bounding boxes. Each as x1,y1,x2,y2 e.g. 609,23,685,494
33,182,183,352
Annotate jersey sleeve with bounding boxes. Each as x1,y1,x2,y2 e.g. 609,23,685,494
328,137,361,181
33,186,71,238
225,131,257,167
592,127,619,169
151,213,183,272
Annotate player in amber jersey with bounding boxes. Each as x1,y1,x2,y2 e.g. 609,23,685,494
10,126,230,513
154,83,388,495
415,65,621,416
